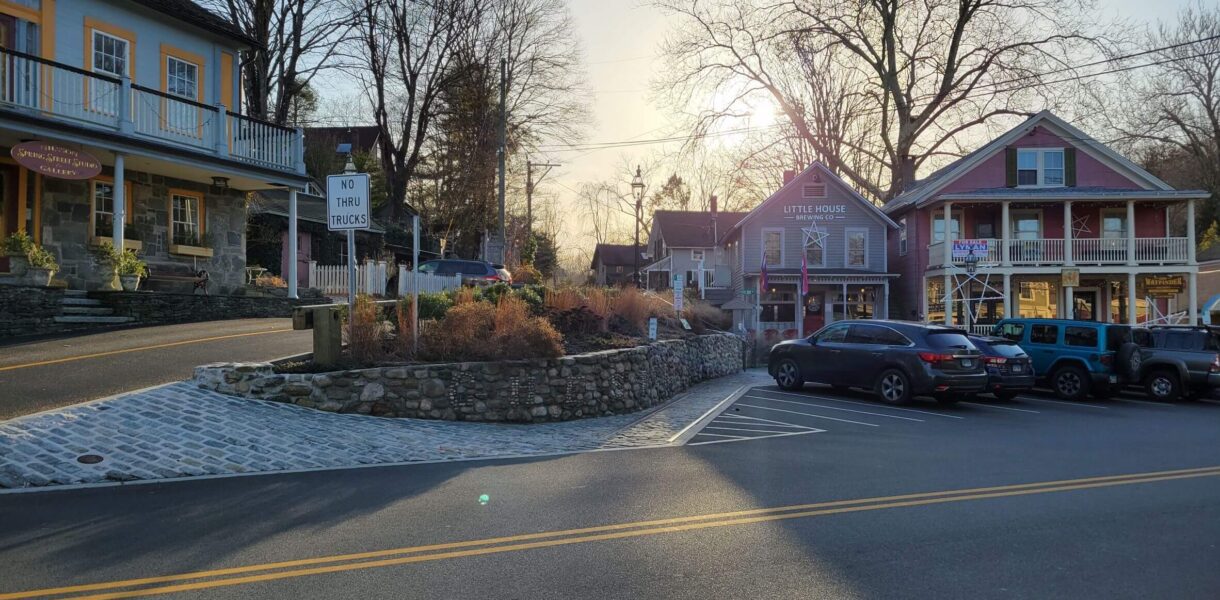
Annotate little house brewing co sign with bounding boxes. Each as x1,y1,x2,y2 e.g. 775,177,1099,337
11,142,102,180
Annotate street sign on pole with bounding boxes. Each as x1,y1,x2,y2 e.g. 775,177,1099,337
673,274,685,313
327,172,370,307
648,317,657,340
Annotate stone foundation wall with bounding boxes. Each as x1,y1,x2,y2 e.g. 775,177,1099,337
0,286,65,338
194,334,745,423
96,291,322,325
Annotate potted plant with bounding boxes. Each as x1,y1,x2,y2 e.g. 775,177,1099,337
3,230,33,277
25,244,58,287
115,249,147,291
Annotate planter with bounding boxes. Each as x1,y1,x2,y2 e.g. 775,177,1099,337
90,237,144,252
4,253,28,277
168,244,214,258
119,274,141,291
26,267,54,287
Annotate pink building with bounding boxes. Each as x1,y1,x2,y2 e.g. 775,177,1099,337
883,111,1211,330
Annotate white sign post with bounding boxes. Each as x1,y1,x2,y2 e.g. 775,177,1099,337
648,317,657,340
673,273,685,314
327,173,371,307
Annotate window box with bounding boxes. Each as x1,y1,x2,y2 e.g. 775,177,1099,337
168,244,213,258
90,236,143,252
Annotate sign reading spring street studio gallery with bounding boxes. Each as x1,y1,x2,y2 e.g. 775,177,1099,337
326,173,371,231
11,142,101,180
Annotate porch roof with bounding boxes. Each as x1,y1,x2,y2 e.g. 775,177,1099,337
937,187,1210,202
642,255,671,272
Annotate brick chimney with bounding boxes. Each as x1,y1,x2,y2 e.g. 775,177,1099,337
783,169,796,185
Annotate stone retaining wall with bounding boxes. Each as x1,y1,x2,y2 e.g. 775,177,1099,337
96,291,322,325
194,334,744,423
0,286,66,338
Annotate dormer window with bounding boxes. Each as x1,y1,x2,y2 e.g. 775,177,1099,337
1017,148,1065,187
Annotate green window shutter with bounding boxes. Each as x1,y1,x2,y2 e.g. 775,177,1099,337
1065,147,1077,187
1005,148,1018,188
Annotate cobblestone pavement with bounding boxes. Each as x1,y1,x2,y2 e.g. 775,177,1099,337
0,370,772,490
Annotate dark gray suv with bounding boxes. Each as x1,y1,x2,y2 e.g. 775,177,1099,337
768,320,987,405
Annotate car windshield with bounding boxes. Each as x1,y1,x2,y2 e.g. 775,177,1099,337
926,332,975,351
981,340,1026,357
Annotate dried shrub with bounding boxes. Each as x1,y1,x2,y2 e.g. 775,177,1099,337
682,300,730,333
545,287,583,312
611,287,652,333
453,286,477,306
420,301,496,361
253,273,287,288
492,295,563,359
547,306,602,336
346,295,386,365
584,287,612,322
394,300,415,360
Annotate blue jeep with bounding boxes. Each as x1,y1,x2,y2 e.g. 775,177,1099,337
992,319,1142,400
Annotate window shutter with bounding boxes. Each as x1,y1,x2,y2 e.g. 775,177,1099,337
1065,147,1077,187
1005,148,1018,188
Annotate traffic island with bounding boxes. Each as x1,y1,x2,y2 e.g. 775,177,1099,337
193,333,744,422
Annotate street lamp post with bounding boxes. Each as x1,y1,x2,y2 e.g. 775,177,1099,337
631,166,645,288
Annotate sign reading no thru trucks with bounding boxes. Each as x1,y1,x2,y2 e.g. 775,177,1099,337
326,173,371,231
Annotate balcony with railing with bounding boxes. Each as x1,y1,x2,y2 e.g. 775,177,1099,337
928,236,1190,268
0,47,303,175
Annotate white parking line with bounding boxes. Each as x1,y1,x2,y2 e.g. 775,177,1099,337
691,432,749,439
687,430,823,446
1016,396,1110,410
736,403,881,427
703,425,807,434
960,401,1041,414
1114,398,1176,407
742,394,925,422
715,414,818,428
754,388,965,420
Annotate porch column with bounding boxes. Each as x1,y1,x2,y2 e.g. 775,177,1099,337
1128,272,1138,325
287,188,299,299
797,284,804,338
1189,270,1199,325
1126,199,1136,266
1065,285,1074,320
942,202,953,268
842,282,848,321
882,280,890,319
921,276,929,322
1188,198,1197,265
1063,200,1073,266
112,153,125,253
1003,272,1012,320
1001,201,1011,267
943,273,953,325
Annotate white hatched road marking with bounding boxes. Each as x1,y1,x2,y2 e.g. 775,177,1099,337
960,401,1041,414
734,403,880,427
688,405,826,446
742,394,925,422
704,425,807,434
752,388,965,420
692,432,749,439
1016,395,1111,410
687,430,824,446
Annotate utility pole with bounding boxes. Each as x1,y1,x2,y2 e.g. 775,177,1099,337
496,58,507,264
525,159,560,233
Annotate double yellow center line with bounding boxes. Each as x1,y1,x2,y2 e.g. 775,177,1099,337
0,329,293,373
6,464,1220,599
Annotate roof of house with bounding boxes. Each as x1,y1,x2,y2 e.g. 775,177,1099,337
883,110,1178,214
250,190,387,234
590,244,646,269
938,187,1209,200
130,0,256,47
652,210,749,247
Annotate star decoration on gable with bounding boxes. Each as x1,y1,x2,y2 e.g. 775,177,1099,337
802,221,829,249
1072,214,1092,238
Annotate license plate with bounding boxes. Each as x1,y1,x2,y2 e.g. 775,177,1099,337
1011,364,1023,373
1109,375,1118,384
961,359,974,368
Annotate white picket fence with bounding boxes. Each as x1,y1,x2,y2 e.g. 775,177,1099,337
308,260,388,296
398,266,463,295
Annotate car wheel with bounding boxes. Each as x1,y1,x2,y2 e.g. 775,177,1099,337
875,369,912,405
1144,370,1181,402
1051,365,1090,401
994,390,1019,401
774,359,804,391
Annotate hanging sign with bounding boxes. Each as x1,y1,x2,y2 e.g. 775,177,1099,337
951,239,990,259
1144,274,1184,298
1061,268,1080,288
326,173,371,231
11,142,101,180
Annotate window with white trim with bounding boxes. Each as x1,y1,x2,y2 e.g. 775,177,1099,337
171,193,201,245
932,212,962,243
1101,209,1127,239
898,217,908,255
846,229,867,268
762,229,783,266
1016,148,1065,187
691,248,704,262
166,56,199,134
92,181,115,239
92,31,128,78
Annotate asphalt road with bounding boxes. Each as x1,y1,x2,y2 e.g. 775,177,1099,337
2,383,1219,599
0,320,311,419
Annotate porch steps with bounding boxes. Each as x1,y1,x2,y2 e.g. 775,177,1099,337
52,292,134,325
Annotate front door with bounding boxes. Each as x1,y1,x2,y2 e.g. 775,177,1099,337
1072,289,1100,321
803,291,825,335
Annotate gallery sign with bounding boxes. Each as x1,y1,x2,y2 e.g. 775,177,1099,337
1143,274,1184,298
10,142,102,180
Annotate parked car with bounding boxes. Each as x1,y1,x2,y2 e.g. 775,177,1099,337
968,335,1035,401
417,259,511,284
1130,325,1220,402
768,320,987,405
992,319,1141,401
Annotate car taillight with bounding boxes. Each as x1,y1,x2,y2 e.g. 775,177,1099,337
919,352,955,363
983,356,1008,365
1099,354,1113,367
1211,355,1220,373
484,274,501,281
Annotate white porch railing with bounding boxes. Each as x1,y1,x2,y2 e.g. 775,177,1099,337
1134,237,1190,263
0,47,302,174
927,239,1001,266
397,267,463,295
1005,239,1065,265
931,236,1191,268
968,324,997,335
308,260,388,296
1071,238,1127,264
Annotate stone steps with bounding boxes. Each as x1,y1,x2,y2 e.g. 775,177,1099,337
52,315,135,324
60,306,117,315
60,297,104,306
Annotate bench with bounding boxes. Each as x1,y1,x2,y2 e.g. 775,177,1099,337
144,264,210,295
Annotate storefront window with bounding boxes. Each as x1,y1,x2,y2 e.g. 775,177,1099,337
926,279,945,323
1109,281,1148,324
1016,280,1058,318
93,182,115,238
965,281,1005,324
760,286,795,323
830,288,874,321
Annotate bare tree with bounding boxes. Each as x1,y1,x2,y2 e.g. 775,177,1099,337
655,0,1105,200
205,0,352,125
